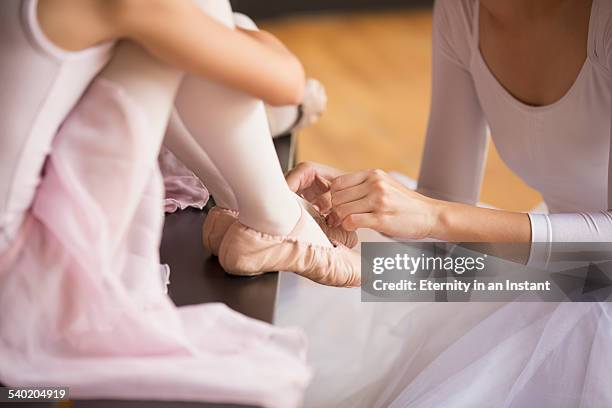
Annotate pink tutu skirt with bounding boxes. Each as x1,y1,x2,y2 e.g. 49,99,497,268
0,79,311,408
159,146,209,214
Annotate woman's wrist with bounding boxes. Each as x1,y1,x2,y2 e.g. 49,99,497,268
425,198,532,243
428,199,452,241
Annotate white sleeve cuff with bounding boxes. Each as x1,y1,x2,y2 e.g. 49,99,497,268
527,213,552,268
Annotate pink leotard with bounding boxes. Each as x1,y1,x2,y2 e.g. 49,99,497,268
0,0,114,251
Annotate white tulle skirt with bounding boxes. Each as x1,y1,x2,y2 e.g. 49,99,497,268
276,229,612,408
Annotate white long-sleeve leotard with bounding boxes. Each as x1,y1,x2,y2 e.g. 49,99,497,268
418,0,612,263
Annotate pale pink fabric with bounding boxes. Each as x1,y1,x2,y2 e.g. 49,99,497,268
0,79,311,408
159,146,210,213
0,0,114,252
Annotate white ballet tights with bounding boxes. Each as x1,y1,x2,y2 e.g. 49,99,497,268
171,2,331,247
164,109,239,211
163,11,300,211
95,41,182,243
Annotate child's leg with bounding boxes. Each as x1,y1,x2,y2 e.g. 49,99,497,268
164,109,238,211
232,13,327,137
175,76,331,247
174,2,330,246
87,41,182,244
163,11,302,211
231,13,299,137
162,11,295,211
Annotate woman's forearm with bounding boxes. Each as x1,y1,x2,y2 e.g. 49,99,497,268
326,168,532,243
431,200,532,243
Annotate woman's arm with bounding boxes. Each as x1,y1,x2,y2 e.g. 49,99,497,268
326,0,531,243
329,1,612,253
520,13,612,264
326,169,531,243
38,0,305,106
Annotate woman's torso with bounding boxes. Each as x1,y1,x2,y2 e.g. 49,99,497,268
444,0,612,213
0,0,114,250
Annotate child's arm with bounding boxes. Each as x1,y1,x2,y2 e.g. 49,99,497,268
238,29,292,54
117,0,305,106
39,0,305,106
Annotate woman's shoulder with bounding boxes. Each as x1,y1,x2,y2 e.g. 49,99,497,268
591,0,612,74
432,0,478,68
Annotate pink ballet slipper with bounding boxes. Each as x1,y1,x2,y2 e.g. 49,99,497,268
203,202,359,257
298,196,359,249
202,206,239,256
218,208,361,288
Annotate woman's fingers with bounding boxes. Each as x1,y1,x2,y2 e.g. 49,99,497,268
330,170,372,193
312,191,333,214
328,197,373,227
315,173,331,191
331,181,370,207
285,162,316,193
300,175,332,212
327,169,391,226
342,213,380,231
286,163,337,213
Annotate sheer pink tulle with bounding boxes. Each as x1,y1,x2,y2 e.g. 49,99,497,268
0,79,311,408
159,146,209,213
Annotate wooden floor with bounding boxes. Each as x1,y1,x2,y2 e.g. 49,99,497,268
263,9,542,212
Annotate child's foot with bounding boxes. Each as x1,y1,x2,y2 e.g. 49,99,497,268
203,198,359,256
202,206,239,256
219,206,360,287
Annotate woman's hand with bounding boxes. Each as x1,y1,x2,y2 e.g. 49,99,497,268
327,169,442,240
286,161,345,213
288,164,532,243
